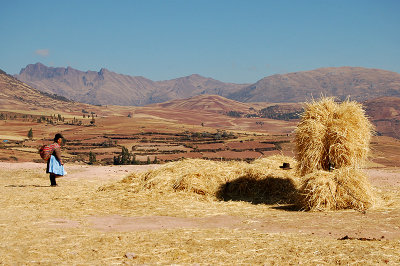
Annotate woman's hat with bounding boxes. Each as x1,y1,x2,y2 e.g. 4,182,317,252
279,162,291,169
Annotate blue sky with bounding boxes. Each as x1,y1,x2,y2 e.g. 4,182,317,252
0,0,399,83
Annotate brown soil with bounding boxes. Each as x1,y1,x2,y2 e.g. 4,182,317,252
55,209,400,240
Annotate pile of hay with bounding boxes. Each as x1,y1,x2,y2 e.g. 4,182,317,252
128,158,249,197
295,97,375,211
104,155,299,204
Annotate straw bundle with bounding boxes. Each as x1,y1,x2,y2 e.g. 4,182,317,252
334,167,375,210
327,100,373,171
299,167,374,211
298,170,337,211
295,97,374,176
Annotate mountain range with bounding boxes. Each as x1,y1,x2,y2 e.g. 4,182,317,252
229,67,400,103
2,69,400,139
15,63,400,106
16,63,246,106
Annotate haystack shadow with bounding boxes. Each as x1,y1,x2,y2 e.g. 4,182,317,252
216,174,300,206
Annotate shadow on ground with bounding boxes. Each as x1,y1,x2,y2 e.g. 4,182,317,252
216,174,300,206
5,184,53,188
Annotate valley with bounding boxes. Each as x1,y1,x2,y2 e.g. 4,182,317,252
1,69,400,167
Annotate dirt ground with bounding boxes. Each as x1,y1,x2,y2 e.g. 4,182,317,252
0,161,399,264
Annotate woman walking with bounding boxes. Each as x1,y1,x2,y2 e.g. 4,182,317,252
46,133,65,186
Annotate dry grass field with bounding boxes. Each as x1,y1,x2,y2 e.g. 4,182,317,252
0,159,399,264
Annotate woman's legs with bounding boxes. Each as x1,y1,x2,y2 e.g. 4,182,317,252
50,173,57,186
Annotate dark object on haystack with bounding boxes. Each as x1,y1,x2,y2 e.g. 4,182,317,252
279,162,291,169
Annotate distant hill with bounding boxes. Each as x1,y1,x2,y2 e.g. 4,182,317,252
364,97,400,139
1,68,68,110
150,74,247,104
157,94,400,139
16,63,247,106
0,69,106,116
153,94,306,120
228,67,400,103
151,94,253,114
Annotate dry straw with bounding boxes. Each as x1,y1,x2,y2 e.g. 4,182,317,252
102,155,299,204
294,97,374,176
295,97,375,211
298,167,375,211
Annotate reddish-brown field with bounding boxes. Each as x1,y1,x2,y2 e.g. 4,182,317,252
1,106,400,168
0,108,297,165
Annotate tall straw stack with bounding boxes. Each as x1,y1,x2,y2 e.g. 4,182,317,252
294,97,374,176
295,97,375,211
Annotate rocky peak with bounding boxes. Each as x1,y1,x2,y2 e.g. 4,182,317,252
98,68,109,75
19,62,65,80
